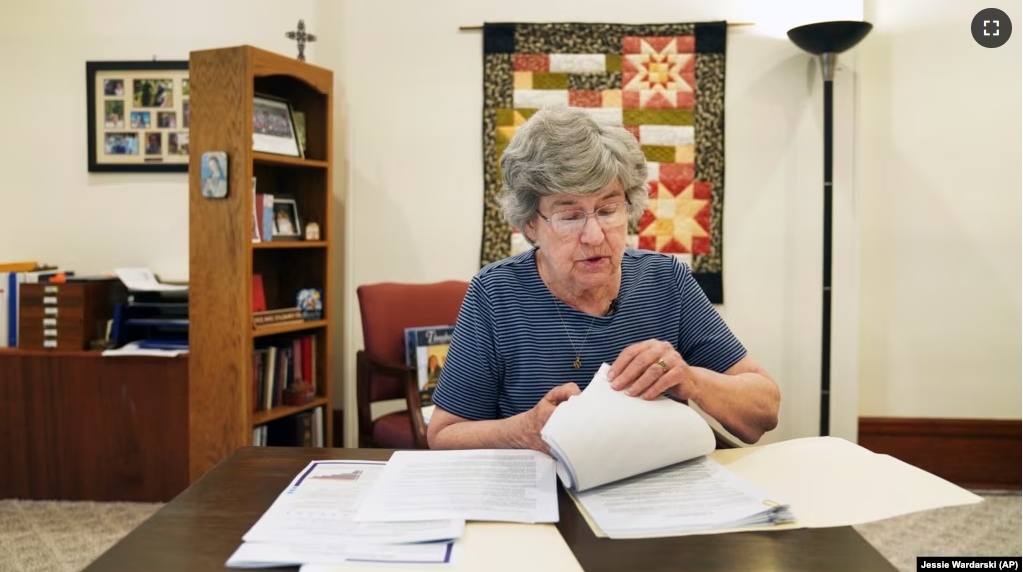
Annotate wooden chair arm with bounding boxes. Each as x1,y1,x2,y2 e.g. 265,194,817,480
356,351,429,449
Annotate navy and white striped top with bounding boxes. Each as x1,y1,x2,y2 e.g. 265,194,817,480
430,248,747,421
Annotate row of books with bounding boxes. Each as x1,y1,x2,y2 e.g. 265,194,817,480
253,406,325,447
253,334,318,413
404,325,455,406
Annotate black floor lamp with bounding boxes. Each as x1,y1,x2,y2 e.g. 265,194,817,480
787,21,872,437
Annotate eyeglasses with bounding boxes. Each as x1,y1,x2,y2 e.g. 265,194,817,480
537,200,631,236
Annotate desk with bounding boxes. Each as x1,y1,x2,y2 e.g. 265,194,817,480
82,447,897,572
0,349,189,502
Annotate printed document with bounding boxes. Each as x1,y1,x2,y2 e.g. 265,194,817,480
541,362,718,492
227,540,454,568
354,450,558,523
236,461,463,547
540,363,794,537
574,456,793,539
114,267,188,292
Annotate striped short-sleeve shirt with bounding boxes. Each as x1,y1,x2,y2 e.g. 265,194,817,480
430,248,747,421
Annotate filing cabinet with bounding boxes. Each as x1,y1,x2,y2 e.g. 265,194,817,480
18,282,118,350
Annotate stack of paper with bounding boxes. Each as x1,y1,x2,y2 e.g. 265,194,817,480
354,449,559,523
539,363,795,538
572,456,794,539
225,461,464,568
227,453,580,570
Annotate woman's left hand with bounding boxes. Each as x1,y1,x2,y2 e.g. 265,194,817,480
607,339,699,401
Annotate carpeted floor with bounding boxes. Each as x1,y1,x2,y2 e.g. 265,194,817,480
0,500,161,572
0,494,1019,572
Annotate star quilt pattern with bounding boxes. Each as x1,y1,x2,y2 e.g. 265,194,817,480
480,21,727,302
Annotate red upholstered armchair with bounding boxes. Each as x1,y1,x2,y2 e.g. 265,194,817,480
356,281,469,449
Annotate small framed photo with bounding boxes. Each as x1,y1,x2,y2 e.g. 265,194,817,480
272,197,303,240
253,94,302,158
200,151,228,199
86,60,189,172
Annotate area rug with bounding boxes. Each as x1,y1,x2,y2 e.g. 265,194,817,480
480,21,728,302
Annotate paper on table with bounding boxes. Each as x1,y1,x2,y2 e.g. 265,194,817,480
114,267,188,292
241,461,464,546
723,436,983,528
297,523,583,572
574,455,793,539
101,341,187,358
354,450,559,524
226,540,453,568
541,363,715,492
571,437,983,538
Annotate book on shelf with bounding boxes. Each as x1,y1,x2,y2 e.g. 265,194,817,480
252,275,266,313
251,177,261,243
254,192,275,243
253,406,324,447
540,363,795,538
403,325,455,407
253,334,317,413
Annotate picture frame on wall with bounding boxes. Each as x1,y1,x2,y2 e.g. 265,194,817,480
252,94,302,158
86,60,190,172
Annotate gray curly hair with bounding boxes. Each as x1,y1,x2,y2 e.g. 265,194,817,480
497,106,649,244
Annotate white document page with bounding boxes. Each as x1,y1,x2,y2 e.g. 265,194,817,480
574,456,792,539
354,450,558,524
226,540,453,568
101,341,187,358
541,363,716,492
298,523,583,572
242,461,464,546
724,436,984,528
114,267,188,291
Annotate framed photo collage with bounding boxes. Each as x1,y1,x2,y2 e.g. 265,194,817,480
87,60,189,172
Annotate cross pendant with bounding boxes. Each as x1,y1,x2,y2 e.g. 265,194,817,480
573,356,582,369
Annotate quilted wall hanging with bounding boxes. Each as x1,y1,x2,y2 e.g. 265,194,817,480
480,21,727,303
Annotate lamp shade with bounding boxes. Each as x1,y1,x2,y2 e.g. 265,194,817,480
787,21,873,54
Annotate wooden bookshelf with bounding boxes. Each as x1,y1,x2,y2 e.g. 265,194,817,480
188,45,334,482
253,397,329,425
253,152,329,169
251,319,329,338
252,240,328,250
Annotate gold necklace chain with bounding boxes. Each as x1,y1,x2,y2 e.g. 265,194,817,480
551,297,597,369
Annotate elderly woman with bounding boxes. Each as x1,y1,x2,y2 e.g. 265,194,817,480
428,106,780,452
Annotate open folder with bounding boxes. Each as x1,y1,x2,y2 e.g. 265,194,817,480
541,363,795,537
542,363,982,539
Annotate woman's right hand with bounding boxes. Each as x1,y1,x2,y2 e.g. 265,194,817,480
516,382,581,454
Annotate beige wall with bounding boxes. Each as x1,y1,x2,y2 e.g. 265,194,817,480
329,0,866,446
5,0,1016,450
0,0,318,279
857,0,1022,418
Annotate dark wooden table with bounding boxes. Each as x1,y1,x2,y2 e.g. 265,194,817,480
83,446,897,572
